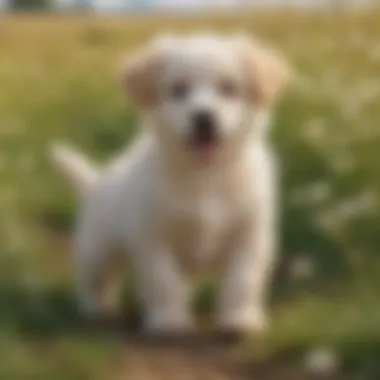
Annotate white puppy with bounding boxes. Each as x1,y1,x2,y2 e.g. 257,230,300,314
51,33,289,335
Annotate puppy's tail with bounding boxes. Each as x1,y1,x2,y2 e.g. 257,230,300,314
50,142,98,193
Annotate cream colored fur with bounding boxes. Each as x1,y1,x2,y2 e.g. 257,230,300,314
51,33,289,335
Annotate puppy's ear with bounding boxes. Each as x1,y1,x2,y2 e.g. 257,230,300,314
232,34,290,105
121,35,176,107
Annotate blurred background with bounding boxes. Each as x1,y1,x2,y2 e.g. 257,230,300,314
0,1,380,379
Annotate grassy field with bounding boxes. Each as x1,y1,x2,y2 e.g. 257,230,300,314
0,11,380,379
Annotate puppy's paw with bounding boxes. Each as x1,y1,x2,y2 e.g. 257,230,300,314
216,308,268,338
77,300,123,332
78,297,118,321
78,297,104,318
143,311,194,337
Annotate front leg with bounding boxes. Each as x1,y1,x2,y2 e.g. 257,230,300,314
216,198,277,335
131,243,193,335
216,225,276,334
217,150,278,335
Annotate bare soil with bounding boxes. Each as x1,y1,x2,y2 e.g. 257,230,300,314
105,330,319,380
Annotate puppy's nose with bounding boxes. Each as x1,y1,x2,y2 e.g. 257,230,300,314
192,110,216,137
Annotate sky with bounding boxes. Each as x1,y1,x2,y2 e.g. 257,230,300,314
3,0,377,11
0,0,8,9
54,0,237,10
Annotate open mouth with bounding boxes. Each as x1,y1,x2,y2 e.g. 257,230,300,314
187,111,221,157
189,128,219,156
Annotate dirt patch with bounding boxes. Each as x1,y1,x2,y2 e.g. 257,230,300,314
110,333,247,380
106,331,325,380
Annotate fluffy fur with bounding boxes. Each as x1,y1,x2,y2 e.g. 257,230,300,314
51,33,289,335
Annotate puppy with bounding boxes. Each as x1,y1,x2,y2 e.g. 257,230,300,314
51,33,289,335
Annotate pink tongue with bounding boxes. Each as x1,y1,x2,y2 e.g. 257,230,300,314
195,140,217,156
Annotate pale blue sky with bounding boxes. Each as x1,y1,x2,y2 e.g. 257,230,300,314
2,0,377,11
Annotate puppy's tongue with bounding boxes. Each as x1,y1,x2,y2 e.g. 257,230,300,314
193,136,218,157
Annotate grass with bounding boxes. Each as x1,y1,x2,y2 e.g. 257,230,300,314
0,10,380,379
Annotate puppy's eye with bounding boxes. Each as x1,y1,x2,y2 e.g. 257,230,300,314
218,79,239,98
170,81,190,100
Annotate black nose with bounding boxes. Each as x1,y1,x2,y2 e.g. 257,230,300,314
192,111,216,140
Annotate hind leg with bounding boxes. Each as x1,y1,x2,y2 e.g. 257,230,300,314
74,221,121,318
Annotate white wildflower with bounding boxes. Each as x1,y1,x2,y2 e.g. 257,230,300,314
309,182,332,203
290,256,315,280
336,190,377,221
348,30,366,50
370,44,380,61
317,210,340,232
290,182,331,205
304,347,339,375
340,99,361,121
332,154,355,174
305,118,326,141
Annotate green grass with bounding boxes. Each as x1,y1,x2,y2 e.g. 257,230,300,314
0,11,380,379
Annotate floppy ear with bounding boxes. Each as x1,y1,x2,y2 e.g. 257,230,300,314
121,35,176,107
233,34,290,105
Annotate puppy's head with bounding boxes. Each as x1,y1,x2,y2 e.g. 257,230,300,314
122,33,289,161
